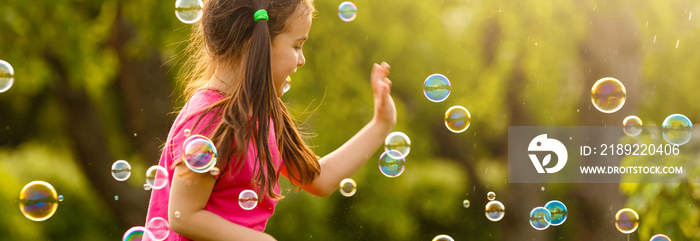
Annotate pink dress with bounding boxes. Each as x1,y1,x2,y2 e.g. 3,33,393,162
145,89,284,241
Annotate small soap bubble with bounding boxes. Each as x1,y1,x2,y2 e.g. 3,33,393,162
19,181,59,221
622,115,643,137
146,165,168,190
123,226,155,241
175,0,204,24
650,234,671,241
615,208,639,234
487,191,496,201
384,131,411,159
283,76,291,94
183,134,218,173
378,150,406,178
0,60,14,93
338,1,357,22
529,207,552,230
591,77,626,113
432,234,454,241
174,211,181,218
541,186,545,191
183,128,191,137
423,74,451,102
239,190,259,210
57,195,64,202
662,114,692,145
210,167,221,176
339,178,357,197
144,184,152,191
147,217,171,241
111,160,132,181
114,195,119,201
444,106,471,133
544,200,568,226
462,199,470,208
485,200,505,222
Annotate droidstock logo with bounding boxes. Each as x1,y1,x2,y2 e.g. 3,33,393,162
528,134,568,173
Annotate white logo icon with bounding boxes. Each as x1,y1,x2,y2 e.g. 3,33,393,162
528,134,568,173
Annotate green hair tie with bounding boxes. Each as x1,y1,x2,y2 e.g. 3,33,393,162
254,9,269,22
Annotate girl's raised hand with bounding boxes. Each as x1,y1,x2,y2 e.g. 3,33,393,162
371,62,396,129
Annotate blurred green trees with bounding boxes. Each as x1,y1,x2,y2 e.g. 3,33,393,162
1,0,699,240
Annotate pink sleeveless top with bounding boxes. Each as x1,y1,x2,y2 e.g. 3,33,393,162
144,89,284,241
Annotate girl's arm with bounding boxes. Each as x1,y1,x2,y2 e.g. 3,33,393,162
285,62,396,197
169,163,277,241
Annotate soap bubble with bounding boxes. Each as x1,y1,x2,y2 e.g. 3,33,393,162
444,106,471,133
650,234,671,241
146,165,169,190
147,217,170,241
423,74,451,102
183,134,218,173
487,191,496,201
544,200,567,226
623,115,643,137
111,160,132,181
529,207,552,230
57,195,64,202
485,200,505,222
463,199,470,208
432,234,454,241
615,208,639,234
662,114,692,145
239,190,258,210
123,226,155,241
0,60,14,93
339,178,357,197
591,77,626,113
19,181,59,221
378,150,406,178
175,0,203,24
384,131,411,159
338,1,357,22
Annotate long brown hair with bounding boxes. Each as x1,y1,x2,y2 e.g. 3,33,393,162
178,0,320,199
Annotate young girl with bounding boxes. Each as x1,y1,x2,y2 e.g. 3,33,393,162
145,0,395,240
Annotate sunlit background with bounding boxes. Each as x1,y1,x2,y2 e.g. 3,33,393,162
1,0,699,240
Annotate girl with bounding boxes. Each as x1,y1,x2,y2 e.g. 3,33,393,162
145,0,395,240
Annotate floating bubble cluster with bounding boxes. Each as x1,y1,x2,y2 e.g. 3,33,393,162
544,200,567,226
622,115,643,137
485,200,505,222
444,106,471,133
339,178,357,197
183,134,218,173
423,74,451,102
0,59,14,93
591,77,626,113
615,208,639,234
384,131,411,159
338,1,357,22
239,190,259,210
529,207,552,230
145,165,169,190
19,181,59,221
432,234,454,241
175,0,204,24
111,160,132,181
378,150,406,178
662,114,692,145
147,217,171,241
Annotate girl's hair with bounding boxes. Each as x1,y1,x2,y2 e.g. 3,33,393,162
178,0,320,199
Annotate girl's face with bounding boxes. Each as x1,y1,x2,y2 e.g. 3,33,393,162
270,12,312,97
